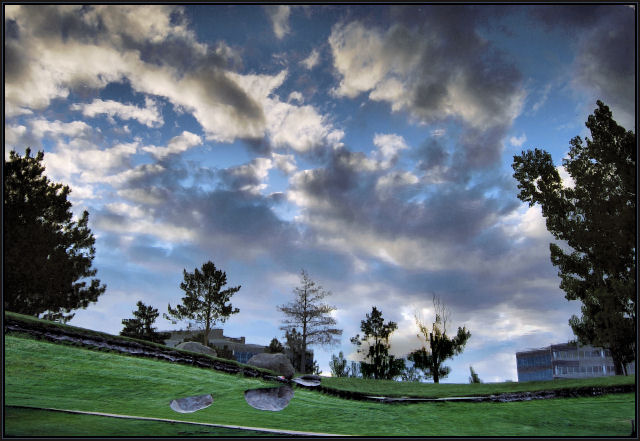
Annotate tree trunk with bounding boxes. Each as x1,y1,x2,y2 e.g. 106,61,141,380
204,320,210,347
300,335,307,374
612,350,625,375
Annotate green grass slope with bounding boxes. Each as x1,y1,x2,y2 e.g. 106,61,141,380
4,334,636,436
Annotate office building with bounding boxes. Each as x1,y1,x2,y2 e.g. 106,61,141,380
516,342,635,382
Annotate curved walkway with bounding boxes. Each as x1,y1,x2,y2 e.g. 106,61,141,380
9,405,350,437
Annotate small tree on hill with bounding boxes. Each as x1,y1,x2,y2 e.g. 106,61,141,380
278,270,342,373
401,364,423,382
329,351,350,377
164,261,240,346
408,295,471,383
120,301,170,344
266,337,285,354
4,148,106,322
351,306,405,380
469,366,482,384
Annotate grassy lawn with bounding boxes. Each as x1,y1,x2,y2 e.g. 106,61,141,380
4,407,277,437
322,374,635,398
4,334,636,436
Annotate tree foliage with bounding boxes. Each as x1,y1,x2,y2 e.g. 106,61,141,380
469,365,482,384
351,306,405,380
512,101,636,375
266,337,285,354
164,261,240,346
120,301,170,344
278,269,342,373
401,364,424,382
408,295,471,383
329,351,350,377
4,148,106,322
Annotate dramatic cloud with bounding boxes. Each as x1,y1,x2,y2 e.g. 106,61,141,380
5,5,339,149
328,13,525,177
220,157,274,195
5,4,633,381
329,16,525,130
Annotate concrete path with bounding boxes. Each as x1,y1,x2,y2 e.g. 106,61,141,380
12,405,350,437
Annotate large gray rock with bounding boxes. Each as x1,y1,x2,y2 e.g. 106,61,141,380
176,341,217,357
292,376,321,387
169,394,213,413
247,353,294,379
244,385,294,411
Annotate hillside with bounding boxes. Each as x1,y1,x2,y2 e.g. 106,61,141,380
4,316,636,436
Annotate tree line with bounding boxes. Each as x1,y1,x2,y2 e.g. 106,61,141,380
4,100,635,379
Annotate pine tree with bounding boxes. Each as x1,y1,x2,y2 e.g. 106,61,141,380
266,337,285,353
164,261,240,346
329,351,350,377
120,301,170,344
351,306,405,380
469,366,482,384
4,148,106,322
278,270,342,373
512,101,636,374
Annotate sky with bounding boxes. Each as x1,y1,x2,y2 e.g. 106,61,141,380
4,4,636,383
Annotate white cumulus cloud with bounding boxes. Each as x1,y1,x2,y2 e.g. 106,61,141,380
142,131,202,160
71,97,163,128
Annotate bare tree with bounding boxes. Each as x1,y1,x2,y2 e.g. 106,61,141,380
278,269,342,373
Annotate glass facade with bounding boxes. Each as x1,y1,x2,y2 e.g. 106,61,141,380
517,352,551,368
519,368,553,382
516,342,629,381
235,351,259,364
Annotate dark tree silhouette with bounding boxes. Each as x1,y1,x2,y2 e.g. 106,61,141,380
351,306,405,380
164,261,240,346
120,301,170,344
4,148,106,322
329,351,350,377
512,101,636,375
469,366,482,384
266,337,285,354
408,295,470,383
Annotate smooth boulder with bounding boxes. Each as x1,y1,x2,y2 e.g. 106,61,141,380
292,376,321,387
176,341,218,357
169,394,213,413
247,353,294,379
244,385,294,411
